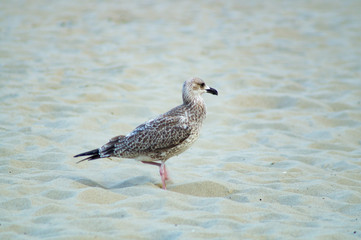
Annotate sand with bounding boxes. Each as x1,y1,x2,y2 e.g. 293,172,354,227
1,0,360,239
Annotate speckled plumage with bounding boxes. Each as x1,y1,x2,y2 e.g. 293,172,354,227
74,77,218,189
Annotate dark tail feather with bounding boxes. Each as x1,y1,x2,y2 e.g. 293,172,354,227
74,148,101,164
74,135,125,164
74,149,98,157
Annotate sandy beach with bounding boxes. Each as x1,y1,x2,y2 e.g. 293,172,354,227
1,0,360,239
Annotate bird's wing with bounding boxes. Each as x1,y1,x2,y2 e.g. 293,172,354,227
120,115,191,153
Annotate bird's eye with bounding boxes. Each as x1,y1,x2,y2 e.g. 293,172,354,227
200,83,205,87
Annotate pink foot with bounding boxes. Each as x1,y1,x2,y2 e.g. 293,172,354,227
142,161,169,190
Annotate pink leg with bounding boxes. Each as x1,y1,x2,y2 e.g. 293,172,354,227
163,164,169,180
142,161,168,189
142,161,161,167
159,161,167,190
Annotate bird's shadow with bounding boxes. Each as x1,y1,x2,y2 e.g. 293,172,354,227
73,175,155,189
110,176,155,189
72,176,233,198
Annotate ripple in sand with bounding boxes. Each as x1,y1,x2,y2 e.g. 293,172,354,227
1,198,31,211
77,188,127,204
169,181,231,197
43,190,75,200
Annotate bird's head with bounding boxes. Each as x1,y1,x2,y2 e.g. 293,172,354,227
182,77,218,104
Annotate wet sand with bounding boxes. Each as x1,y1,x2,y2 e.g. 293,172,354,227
1,0,360,239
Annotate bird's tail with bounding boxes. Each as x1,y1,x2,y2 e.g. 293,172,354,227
74,135,126,164
74,148,101,163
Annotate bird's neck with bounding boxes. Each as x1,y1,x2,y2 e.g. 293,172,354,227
184,94,204,106
184,95,207,121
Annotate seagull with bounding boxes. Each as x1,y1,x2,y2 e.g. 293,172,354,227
74,77,218,189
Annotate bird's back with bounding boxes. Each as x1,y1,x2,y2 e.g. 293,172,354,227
100,101,206,162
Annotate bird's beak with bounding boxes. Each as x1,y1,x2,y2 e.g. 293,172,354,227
206,87,218,95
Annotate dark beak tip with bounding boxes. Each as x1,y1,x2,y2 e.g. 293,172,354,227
207,87,218,96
